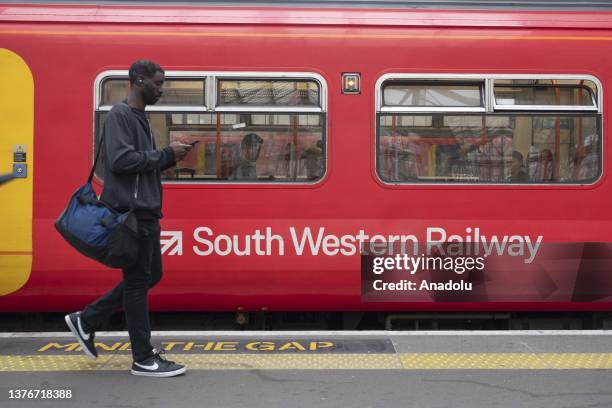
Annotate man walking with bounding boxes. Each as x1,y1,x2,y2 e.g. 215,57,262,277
65,60,191,377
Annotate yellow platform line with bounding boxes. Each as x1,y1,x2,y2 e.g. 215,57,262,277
399,353,612,369
0,354,402,371
2,353,612,371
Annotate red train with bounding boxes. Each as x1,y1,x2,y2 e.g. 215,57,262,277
1,1,612,315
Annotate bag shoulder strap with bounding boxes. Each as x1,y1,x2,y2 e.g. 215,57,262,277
88,133,104,184
88,120,140,211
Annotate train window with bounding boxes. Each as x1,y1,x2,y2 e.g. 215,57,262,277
161,112,323,181
376,75,602,184
494,80,597,109
100,79,128,107
94,72,326,184
100,78,206,107
383,82,483,108
378,114,600,183
217,79,320,107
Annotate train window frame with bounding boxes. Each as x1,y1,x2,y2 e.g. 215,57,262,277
215,78,322,110
93,70,328,185
99,76,208,109
492,80,599,111
374,73,603,186
382,81,485,110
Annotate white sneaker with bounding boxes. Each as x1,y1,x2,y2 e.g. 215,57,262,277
131,349,186,377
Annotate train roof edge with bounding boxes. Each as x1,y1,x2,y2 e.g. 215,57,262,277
2,0,612,11
2,1,612,29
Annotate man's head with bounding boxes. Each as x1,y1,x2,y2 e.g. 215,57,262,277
129,60,165,106
241,133,263,161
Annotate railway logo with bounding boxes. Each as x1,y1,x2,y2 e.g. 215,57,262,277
160,231,183,256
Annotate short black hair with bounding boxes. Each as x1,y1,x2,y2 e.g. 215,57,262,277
128,60,164,84
242,133,263,150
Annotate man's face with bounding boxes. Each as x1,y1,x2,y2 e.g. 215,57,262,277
244,143,262,161
139,71,165,105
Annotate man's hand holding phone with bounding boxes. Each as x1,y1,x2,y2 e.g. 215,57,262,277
169,141,193,161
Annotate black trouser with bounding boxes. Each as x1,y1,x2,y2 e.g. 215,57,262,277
81,219,162,362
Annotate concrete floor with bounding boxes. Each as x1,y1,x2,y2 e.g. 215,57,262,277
1,331,611,408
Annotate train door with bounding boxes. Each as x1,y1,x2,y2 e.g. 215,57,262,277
0,48,33,295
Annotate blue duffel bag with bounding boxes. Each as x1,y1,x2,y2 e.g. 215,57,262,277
55,136,139,268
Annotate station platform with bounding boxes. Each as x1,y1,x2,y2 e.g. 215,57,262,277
2,330,612,407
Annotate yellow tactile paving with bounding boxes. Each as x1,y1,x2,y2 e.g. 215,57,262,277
539,353,612,369
101,354,403,370
2,353,612,371
399,353,612,369
0,355,114,371
0,354,402,371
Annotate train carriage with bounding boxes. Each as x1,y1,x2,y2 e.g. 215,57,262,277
1,0,612,319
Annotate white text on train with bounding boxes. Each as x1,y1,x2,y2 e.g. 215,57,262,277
188,227,543,263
